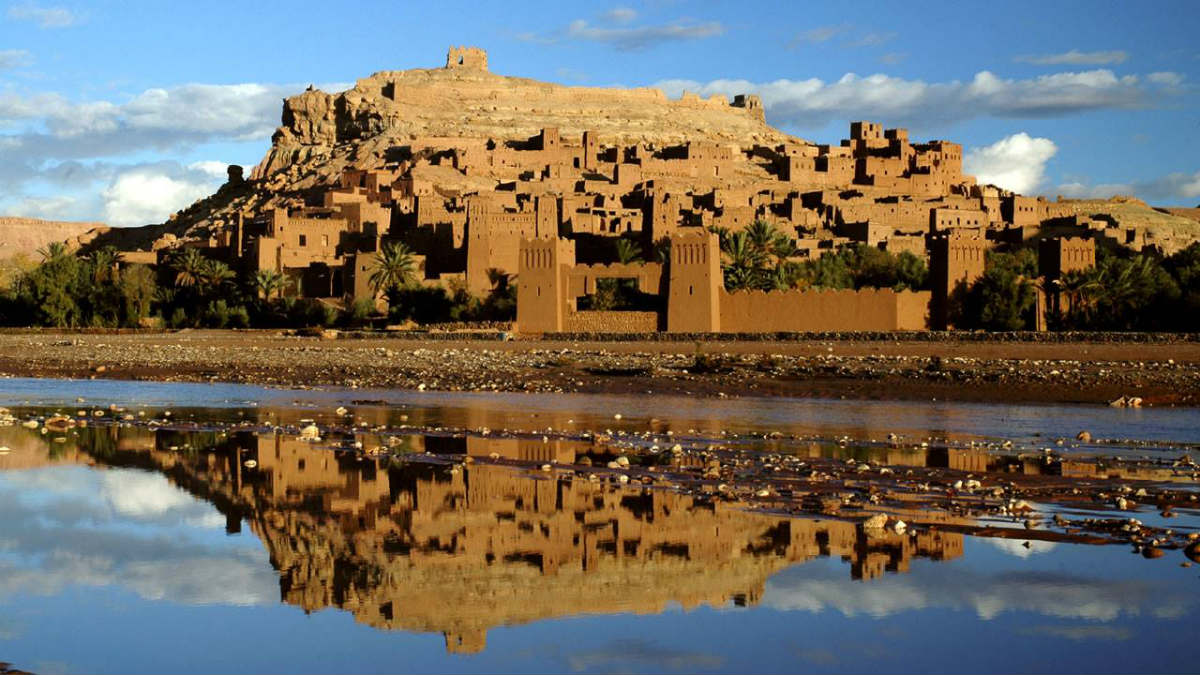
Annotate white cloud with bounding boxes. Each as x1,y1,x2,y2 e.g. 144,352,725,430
0,79,333,224
655,69,1176,131
1056,181,1134,199
1147,71,1184,87
6,2,81,28
964,132,1058,194
1017,49,1129,65
791,25,850,45
188,160,233,180
1058,171,1200,203
845,31,896,48
101,163,225,227
0,49,33,69
601,7,637,24
520,15,724,50
1,194,91,221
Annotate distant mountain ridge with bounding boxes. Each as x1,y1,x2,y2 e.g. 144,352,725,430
0,217,110,261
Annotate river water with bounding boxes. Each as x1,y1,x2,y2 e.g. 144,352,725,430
0,377,1196,674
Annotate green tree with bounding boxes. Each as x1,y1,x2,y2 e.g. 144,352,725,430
117,264,158,326
960,264,1037,331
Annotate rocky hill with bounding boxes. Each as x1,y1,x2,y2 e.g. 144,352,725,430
83,51,794,251
56,50,1200,256
0,217,109,261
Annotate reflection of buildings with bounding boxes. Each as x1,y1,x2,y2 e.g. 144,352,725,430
106,430,961,654
1,423,987,654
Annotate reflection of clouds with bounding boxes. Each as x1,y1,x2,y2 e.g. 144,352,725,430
566,639,724,673
101,470,226,528
765,565,1192,622
0,467,277,607
0,616,23,640
1020,625,1133,642
983,538,1058,559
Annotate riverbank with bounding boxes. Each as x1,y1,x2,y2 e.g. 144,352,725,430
0,330,1197,406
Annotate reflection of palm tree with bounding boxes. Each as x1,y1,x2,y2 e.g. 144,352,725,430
369,242,416,295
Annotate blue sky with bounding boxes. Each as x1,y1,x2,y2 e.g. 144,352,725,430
1,0,1198,226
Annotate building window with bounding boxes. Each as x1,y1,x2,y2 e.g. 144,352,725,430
299,234,307,246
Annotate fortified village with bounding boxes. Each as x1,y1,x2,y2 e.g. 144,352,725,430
106,46,1144,333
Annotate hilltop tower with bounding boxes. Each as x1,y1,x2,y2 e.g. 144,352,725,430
446,46,488,71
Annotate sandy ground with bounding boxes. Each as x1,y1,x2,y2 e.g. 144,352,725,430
0,330,1197,406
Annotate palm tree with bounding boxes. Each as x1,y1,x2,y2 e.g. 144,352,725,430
485,267,509,293
252,269,291,300
86,247,119,284
653,237,671,265
614,239,642,265
720,231,767,290
37,242,68,262
172,249,208,288
198,259,235,293
369,242,416,296
745,220,780,253
1057,269,1101,327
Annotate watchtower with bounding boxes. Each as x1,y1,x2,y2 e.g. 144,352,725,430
667,229,721,332
928,232,987,330
733,94,764,121
446,46,488,71
516,237,575,333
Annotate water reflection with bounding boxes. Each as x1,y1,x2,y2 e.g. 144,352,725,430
1,403,1198,674
0,422,969,655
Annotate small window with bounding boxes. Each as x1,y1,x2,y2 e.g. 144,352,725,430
299,234,307,246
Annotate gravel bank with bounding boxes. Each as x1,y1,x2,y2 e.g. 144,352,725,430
0,330,1197,405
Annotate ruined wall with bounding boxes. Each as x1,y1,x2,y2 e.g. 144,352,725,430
563,311,659,333
568,262,663,297
719,288,930,332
